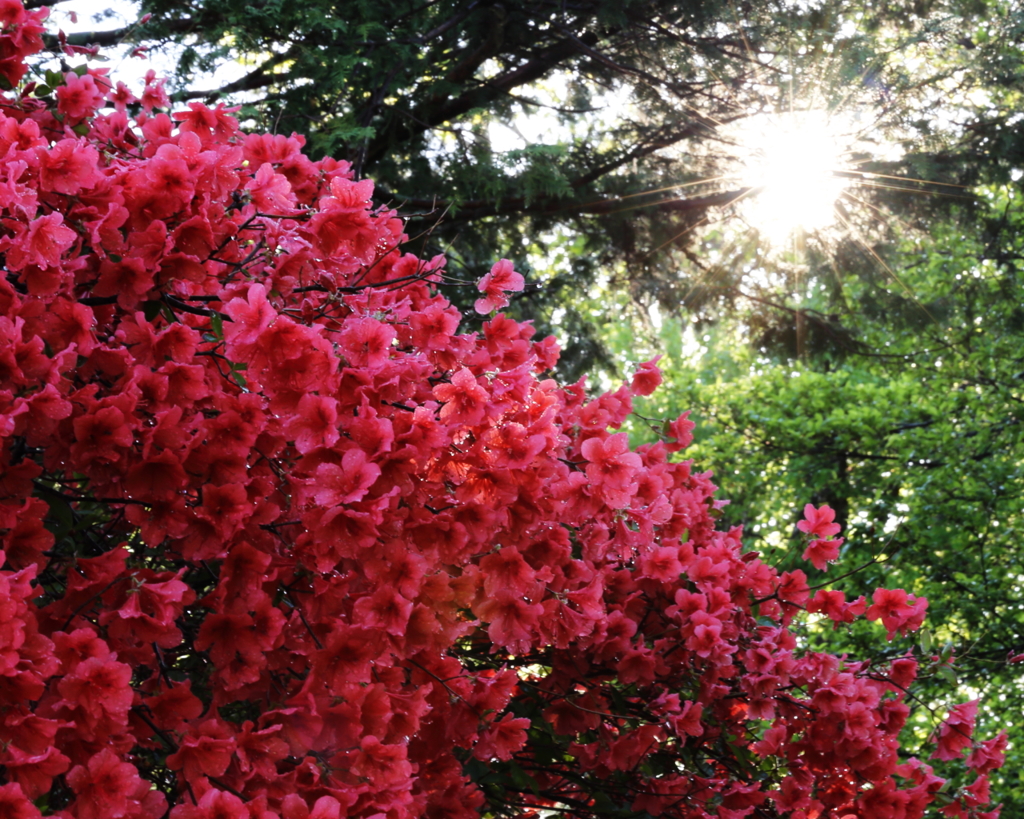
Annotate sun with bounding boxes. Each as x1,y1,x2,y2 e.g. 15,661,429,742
738,110,854,246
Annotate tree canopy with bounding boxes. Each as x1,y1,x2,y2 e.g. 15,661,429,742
62,0,1024,373
52,0,760,372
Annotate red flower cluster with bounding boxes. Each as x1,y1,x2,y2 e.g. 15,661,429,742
0,4,1003,818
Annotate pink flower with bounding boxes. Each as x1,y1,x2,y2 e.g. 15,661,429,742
339,316,396,370
968,732,1008,774
140,71,170,110
807,589,866,626
56,71,103,124
6,212,77,271
797,504,842,539
473,713,530,762
581,432,643,508
664,410,695,452
66,748,145,819
474,258,524,313
867,587,929,639
169,789,247,819
107,81,136,110
309,449,381,507
433,367,490,426
476,595,544,655
631,356,663,396
37,139,100,195
245,162,295,212
0,782,43,819
802,537,843,571
932,700,978,761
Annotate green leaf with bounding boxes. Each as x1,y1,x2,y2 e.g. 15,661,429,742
506,761,539,795
142,299,163,322
229,362,248,388
43,491,76,542
160,302,179,324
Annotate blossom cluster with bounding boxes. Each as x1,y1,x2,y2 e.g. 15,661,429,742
0,3,1005,818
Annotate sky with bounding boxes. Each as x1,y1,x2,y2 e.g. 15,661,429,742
51,0,154,88
52,0,245,95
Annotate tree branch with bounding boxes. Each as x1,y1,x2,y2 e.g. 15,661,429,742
176,50,296,101
418,0,482,44
568,115,748,192
366,32,598,165
396,185,754,225
552,23,683,96
47,17,196,49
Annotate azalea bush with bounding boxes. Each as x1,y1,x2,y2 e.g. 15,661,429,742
0,3,1007,818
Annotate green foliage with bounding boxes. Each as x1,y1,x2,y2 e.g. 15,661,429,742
607,181,1024,810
